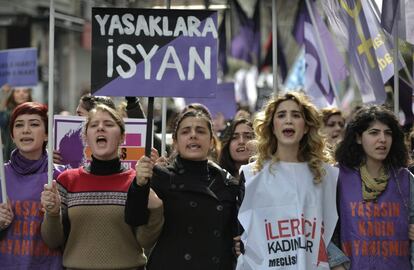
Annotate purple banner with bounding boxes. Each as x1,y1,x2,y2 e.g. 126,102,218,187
296,1,348,106
0,48,38,87
185,82,236,119
336,0,403,104
91,8,218,98
230,0,260,64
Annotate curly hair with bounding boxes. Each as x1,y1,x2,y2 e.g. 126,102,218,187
253,91,331,183
335,105,409,169
219,118,253,177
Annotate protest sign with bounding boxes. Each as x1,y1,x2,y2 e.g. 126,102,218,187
54,115,147,169
91,8,218,98
0,48,38,87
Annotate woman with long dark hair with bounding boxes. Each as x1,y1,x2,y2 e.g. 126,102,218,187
335,105,413,269
219,118,255,179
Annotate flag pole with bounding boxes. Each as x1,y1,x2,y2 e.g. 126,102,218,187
160,0,171,157
47,0,55,185
0,130,6,203
305,0,341,105
393,18,399,116
272,0,278,96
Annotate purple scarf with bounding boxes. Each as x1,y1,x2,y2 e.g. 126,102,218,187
8,149,63,179
9,149,48,174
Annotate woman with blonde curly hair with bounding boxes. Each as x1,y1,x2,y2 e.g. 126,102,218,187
236,91,349,270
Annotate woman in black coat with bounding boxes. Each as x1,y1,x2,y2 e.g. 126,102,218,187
126,110,241,270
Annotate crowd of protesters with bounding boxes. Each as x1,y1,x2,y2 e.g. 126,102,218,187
0,83,414,269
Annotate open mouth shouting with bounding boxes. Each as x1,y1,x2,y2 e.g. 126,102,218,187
282,128,295,137
96,135,107,146
187,143,201,150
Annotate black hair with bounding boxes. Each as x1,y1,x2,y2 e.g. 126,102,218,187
335,105,409,169
218,118,253,177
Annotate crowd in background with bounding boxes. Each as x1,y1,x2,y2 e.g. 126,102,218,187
0,84,414,269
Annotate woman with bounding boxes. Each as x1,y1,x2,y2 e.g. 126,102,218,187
321,108,345,147
126,110,241,270
41,104,164,269
181,103,221,162
219,118,255,179
53,94,118,165
335,105,413,269
0,102,64,269
0,85,33,160
76,94,166,156
236,92,348,269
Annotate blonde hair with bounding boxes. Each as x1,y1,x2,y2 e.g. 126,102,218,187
84,104,125,136
253,91,331,183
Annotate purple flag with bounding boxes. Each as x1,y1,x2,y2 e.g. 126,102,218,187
293,1,347,107
327,0,403,104
230,0,260,64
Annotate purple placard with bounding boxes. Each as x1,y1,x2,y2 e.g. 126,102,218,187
0,48,38,87
185,82,236,119
54,115,147,169
91,8,218,98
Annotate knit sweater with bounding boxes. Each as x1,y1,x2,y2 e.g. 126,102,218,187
41,161,163,270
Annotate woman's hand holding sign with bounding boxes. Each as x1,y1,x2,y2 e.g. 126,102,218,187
0,201,13,230
41,180,61,216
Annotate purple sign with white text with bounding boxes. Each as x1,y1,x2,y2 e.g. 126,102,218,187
91,8,218,98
